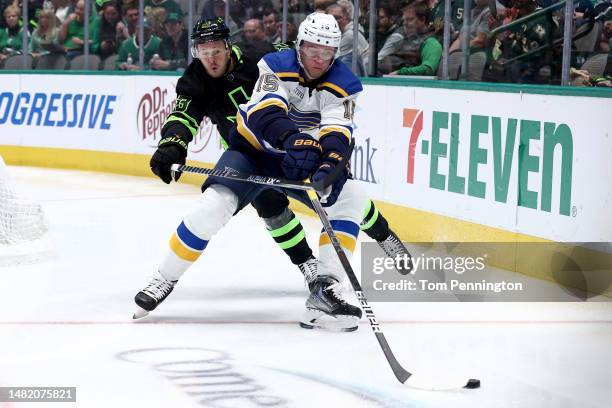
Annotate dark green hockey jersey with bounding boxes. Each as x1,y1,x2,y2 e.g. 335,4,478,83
161,41,285,147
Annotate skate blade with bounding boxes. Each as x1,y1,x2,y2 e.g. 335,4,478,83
299,309,359,332
132,306,150,320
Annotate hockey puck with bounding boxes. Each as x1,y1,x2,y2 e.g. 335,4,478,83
464,379,481,389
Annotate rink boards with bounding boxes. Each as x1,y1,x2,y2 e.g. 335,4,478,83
0,72,611,295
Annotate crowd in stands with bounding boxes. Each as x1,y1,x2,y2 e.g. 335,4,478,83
0,0,610,85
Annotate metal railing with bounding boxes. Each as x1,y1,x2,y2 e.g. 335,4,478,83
9,0,596,86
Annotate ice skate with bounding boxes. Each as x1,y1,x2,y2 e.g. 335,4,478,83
133,271,177,319
297,256,318,288
378,230,413,275
300,276,362,332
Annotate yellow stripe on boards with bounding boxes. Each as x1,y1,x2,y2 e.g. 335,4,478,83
0,145,214,187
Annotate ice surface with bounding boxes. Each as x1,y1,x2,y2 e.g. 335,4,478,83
0,167,610,408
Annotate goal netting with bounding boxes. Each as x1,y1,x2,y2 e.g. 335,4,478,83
0,155,50,265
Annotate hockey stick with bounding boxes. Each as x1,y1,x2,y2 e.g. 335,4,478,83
171,144,480,390
170,140,353,194
171,164,330,194
303,188,480,391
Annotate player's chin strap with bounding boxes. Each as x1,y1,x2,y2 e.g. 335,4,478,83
170,141,480,390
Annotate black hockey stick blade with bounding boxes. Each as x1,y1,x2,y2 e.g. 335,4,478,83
403,374,480,390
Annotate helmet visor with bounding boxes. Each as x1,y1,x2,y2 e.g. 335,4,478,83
300,42,336,61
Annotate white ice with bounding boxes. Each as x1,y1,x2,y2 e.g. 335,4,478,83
0,166,611,408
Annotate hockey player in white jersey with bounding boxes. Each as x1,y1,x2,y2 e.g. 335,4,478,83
135,13,368,331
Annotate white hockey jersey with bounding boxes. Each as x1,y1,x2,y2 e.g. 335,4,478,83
234,49,363,154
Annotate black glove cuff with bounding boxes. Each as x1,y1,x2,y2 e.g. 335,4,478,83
159,135,188,151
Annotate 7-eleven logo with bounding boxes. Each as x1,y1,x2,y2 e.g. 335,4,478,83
403,108,423,184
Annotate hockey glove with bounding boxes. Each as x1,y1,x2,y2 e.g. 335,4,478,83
150,135,188,184
281,133,322,181
311,151,348,207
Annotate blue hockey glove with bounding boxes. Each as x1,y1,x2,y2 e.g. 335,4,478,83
311,151,348,207
281,133,322,181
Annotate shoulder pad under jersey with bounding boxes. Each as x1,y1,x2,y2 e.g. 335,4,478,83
316,60,363,98
262,49,300,77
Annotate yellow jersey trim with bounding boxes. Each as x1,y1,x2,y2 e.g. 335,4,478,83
277,72,305,82
319,126,352,142
246,98,288,120
236,112,265,151
318,82,349,98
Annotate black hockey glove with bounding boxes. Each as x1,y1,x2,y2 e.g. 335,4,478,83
281,133,322,181
150,135,188,184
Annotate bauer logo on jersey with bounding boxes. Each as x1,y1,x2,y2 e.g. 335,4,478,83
175,95,191,112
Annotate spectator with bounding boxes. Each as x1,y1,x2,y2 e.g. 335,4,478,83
570,66,612,86
243,18,267,43
274,16,298,42
5,0,43,31
29,8,60,58
0,4,28,63
573,0,595,27
235,0,275,22
487,0,553,83
58,0,100,58
115,17,161,70
598,14,612,52
327,0,369,75
262,9,279,43
201,0,240,33
117,0,135,13
376,3,404,66
313,0,335,12
151,11,187,70
95,0,121,58
118,2,138,40
450,0,503,52
144,0,182,21
387,0,442,76
430,0,464,40
146,5,169,39
51,0,71,23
